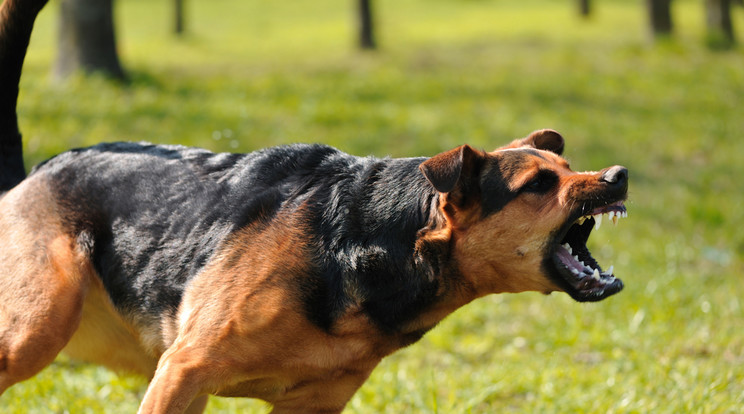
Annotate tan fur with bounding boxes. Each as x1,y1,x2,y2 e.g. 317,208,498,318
139,214,390,412
62,276,159,377
0,178,92,391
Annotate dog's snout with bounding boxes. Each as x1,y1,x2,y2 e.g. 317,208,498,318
600,165,628,188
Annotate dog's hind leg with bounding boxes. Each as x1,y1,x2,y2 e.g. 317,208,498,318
0,180,93,394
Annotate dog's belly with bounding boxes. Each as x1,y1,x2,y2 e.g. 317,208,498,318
62,277,160,377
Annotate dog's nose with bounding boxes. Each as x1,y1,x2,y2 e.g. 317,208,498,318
600,165,628,188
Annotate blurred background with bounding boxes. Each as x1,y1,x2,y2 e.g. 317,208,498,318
6,0,744,412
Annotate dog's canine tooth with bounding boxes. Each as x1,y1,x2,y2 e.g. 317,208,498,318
594,214,602,230
592,269,601,281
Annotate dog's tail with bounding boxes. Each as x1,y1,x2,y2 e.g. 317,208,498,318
0,0,49,191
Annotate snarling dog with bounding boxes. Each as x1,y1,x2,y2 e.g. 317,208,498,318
0,134,628,412
0,1,628,413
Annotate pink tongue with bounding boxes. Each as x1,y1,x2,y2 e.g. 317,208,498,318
557,247,584,273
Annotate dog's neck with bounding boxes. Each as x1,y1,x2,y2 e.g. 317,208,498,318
316,157,475,343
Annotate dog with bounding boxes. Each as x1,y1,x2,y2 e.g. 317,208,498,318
0,0,628,413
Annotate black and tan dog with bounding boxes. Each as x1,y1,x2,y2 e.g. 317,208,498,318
0,1,628,413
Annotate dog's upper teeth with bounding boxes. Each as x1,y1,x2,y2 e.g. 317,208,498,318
592,268,601,280
578,208,627,228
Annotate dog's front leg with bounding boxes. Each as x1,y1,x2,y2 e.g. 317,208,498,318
137,344,211,414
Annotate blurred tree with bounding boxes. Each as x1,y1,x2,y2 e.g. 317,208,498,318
578,0,591,18
174,0,185,36
705,0,736,47
54,0,126,80
0,0,50,189
647,0,673,37
358,0,376,49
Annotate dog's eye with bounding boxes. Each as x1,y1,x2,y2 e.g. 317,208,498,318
523,170,558,193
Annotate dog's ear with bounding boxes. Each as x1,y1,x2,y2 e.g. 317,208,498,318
420,145,485,213
500,129,564,155
420,145,483,193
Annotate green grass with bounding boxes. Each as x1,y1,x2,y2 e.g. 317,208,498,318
4,0,744,412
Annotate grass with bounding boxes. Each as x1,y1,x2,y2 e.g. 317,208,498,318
4,0,744,412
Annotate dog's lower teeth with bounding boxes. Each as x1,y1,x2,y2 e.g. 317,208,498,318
562,243,572,254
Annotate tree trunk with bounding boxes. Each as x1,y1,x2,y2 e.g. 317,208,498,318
578,0,591,18
0,0,51,190
705,0,735,47
647,0,673,37
358,0,376,50
54,0,126,80
174,0,185,36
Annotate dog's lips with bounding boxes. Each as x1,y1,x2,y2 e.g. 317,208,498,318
548,201,626,302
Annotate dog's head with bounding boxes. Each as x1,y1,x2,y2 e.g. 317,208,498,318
420,129,627,302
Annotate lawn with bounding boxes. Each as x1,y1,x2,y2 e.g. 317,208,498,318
4,0,744,412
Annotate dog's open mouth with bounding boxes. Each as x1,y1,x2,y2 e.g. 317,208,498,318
549,201,627,302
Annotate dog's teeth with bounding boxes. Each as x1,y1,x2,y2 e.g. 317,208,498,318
609,211,619,226
592,268,601,280
606,265,614,275
594,214,602,230
577,216,586,225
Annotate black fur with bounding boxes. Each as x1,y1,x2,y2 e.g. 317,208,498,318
34,142,449,334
